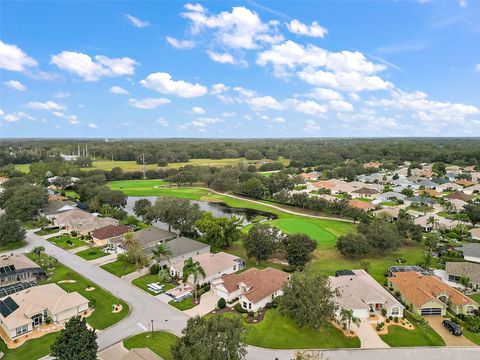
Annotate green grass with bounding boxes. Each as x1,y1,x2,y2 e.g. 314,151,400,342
101,259,137,277
14,164,30,173
380,201,398,206
0,331,58,360
34,228,60,236
49,235,87,249
65,190,79,200
123,331,178,360
76,246,109,260
131,274,175,295
169,297,195,311
27,253,129,330
0,241,27,252
468,294,480,303
215,310,359,349
380,313,445,347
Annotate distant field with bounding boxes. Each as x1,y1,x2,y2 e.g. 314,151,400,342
14,164,30,173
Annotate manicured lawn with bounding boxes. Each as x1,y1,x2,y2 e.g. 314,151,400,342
468,294,480,303
27,253,129,330
65,190,80,200
131,273,175,295
169,297,195,311
123,331,178,360
380,314,445,347
101,259,137,277
216,309,360,349
0,240,27,252
76,246,109,260
0,331,58,360
49,235,87,249
14,163,30,173
34,227,60,236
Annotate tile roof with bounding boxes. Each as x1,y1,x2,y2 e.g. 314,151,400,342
445,192,474,202
91,224,130,240
348,200,375,210
445,262,480,284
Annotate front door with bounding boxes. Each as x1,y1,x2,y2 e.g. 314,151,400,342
31,314,43,327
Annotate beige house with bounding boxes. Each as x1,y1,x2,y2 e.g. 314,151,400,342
0,254,46,289
169,252,244,286
470,227,480,241
212,267,290,312
91,224,130,247
0,283,89,340
52,209,117,235
389,271,478,316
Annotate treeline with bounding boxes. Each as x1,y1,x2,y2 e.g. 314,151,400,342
2,138,479,167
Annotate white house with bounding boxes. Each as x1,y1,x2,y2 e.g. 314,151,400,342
455,243,480,263
212,267,290,312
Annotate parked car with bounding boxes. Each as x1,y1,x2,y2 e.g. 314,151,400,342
442,319,462,336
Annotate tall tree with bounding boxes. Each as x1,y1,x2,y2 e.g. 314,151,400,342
339,308,360,331
336,233,370,258
243,223,282,264
172,315,246,360
182,257,206,302
195,212,243,248
463,200,480,226
358,219,403,256
51,316,97,360
2,184,48,221
0,214,26,246
152,242,172,264
133,198,152,219
283,233,317,269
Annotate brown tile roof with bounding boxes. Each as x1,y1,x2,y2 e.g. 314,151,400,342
363,162,382,169
300,172,320,180
456,180,476,187
445,192,474,202
352,187,379,195
418,189,441,197
389,272,476,308
348,200,375,210
312,180,335,189
220,267,290,303
91,224,130,240
48,195,69,201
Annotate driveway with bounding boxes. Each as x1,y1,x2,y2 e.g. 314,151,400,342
184,290,219,317
427,316,476,346
353,318,389,349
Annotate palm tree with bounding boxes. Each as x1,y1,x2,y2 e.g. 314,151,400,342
42,255,57,270
426,216,439,230
182,257,206,303
152,243,172,265
458,275,470,291
32,246,45,258
340,308,360,331
121,232,140,252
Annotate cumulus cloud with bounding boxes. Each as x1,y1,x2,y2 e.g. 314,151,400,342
51,51,138,81
328,100,354,112
287,99,327,115
140,72,208,98
304,88,342,101
206,50,246,66
191,116,222,127
0,41,38,72
475,64,480,72
166,36,196,49
88,123,98,129
211,83,229,95
246,95,285,110
4,80,27,91
25,101,65,111
303,119,321,131
286,19,328,38
128,97,171,109
54,91,71,99
2,111,35,122
110,86,130,95
125,14,149,28
192,106,205,114
156,117,169,127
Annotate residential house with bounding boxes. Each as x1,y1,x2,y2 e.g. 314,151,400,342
40,199,77,219
389,271,478,316
464,184,480,196
116,227,176,254
455,243,480,263
414,213,456,231
0,254,46,290
169,252,244,286
373,191,406,204
300,172,321,181
351,187,379,199
448,198,467,212
372,207,401,221
436,182,463,192
91,224,131,247
470,228,480,241
0,283,89,340
445,262,480,291
414,180,437,190
348,200,375,211
52,209,117,234
363,161,382,169
444,192,474,202
0,176,8,185
329,270,404,319
155,236,210,268
456,180,476,188
212,267,290,312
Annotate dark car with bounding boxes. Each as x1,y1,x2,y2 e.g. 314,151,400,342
442,319,462,336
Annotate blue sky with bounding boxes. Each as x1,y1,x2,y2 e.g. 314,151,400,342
1,0,479,138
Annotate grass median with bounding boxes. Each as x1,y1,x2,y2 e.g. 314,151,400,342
123,331,178,360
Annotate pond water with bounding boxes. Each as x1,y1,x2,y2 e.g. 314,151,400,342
124,196,276,231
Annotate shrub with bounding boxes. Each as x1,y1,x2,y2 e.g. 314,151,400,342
394,290,401,298
217,298,226,309
381,308,387,316
411,313,423,322
389,315,393,320
45,317,52,324
70,231,78,237
242,313,248,319
394,316,399,323
248,311,254,317
235,303,247,313
253,313,258,319
149,264,160,275
265,302,272,309
386,318,390,323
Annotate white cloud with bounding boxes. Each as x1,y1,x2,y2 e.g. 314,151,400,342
88,123,98,129
286,19,328,38
128,97,171,109
3,113,21,122
272,116,286,123
181,4,282,50
459,0,468,7
192,106,205,114
246,95,284,110
140,72,207,98
0,41,38,72
110,86,130,95
156,117,169,127
475,63,480,72
329,100,354,112
211,83,229,95
303,119,320,131
25,101,65,111
2,111,35,122
166,36,196,49
206,50,246,66
191,116,222,127
68,115,79,124
304,88,342,101
54,91,71,98
222,111,236,117
4,80,27,91
0,109,4,117
125,14,149,28
287,99,327,115
51,51,138,81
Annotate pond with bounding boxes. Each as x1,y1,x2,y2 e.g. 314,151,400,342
124,196,277,231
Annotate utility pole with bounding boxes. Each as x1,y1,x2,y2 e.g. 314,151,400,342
151,319,154,338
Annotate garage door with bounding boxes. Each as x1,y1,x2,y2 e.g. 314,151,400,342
420,308,442,316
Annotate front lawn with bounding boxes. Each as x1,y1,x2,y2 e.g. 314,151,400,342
468,294,480,303
123,331,178,360
380,314,445,347
76,246,109,260
131,273,175,295
0,240,27,252
49,235,87,249
213,309,359,349
169,297,195,311
0,331,58,360
101,259,137,277
27,253,129,330
34,227,60,236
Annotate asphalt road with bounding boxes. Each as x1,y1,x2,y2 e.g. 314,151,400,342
10,232,480,360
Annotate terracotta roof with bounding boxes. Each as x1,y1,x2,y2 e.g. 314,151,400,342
363,162,382,169
389,271,476,308
312,180,335,189
445,192,474,202
91,224,130,240
219,267,289,303
300,172,320,180
348,200,375,210
48,195,69,201
455,180,476,187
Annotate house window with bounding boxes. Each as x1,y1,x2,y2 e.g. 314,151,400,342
466,306,474,315
391,307,400,316
16,325,28,336
233,265,236,271
242,302,247,309
248,303,251,309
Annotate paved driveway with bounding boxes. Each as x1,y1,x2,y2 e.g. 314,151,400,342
353,319,389,348
427,316,476,346
184,290,219,317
